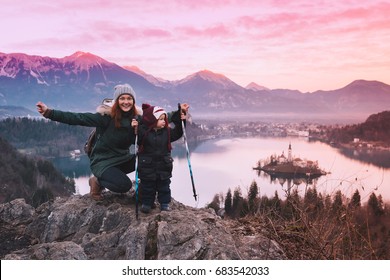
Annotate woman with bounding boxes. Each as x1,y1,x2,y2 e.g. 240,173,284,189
37,84,139,200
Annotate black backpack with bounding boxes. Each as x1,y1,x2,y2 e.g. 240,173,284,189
84,98,113,158
84,129,97,157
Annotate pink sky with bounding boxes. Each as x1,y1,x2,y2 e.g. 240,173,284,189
1,0,390,92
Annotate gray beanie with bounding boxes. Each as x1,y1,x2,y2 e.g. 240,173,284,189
113,84,136,101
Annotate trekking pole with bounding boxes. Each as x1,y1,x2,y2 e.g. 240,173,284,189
133,121,140,220
178,103,197,201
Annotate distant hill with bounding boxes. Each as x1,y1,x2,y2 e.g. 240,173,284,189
0,105,39,119
1,52,390,121
0,136,75,206
327,111,390,144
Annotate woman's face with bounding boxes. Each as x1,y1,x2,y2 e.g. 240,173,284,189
118,94,134,112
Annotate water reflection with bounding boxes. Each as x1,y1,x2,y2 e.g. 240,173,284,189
337,147,390,168
51,155,91,178
255,169,320,195
255,169,321,185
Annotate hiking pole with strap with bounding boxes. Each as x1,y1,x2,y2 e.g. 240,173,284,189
133,121,140,220
178,103,197,201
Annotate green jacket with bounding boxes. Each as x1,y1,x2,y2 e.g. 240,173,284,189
47,109,137,177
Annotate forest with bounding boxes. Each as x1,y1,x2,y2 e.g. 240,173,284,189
207,181,390,259
311,110,390,145
0,117,92,157
0,136,75,207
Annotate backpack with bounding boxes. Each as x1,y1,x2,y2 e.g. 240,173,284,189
84,98,113,158
84,129,98,157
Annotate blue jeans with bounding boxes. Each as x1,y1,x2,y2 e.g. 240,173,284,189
140,178,171,207
98,159,135,193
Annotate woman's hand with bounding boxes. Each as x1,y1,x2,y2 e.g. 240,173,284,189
131,118,138,134
36,101,48,116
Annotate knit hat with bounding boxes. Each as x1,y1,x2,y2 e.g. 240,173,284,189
142,103,167,128
113,84,136,101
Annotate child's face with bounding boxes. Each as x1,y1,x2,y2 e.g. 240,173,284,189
156,114,166,129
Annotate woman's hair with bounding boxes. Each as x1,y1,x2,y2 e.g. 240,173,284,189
110,101,139,128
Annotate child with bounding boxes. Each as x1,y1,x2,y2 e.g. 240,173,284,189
137,103,185,213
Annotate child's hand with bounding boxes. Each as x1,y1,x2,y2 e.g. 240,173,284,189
180,103,189,114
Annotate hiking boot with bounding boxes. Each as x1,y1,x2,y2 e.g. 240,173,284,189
160,203,170,211
89,176,103,201
140,204,151,214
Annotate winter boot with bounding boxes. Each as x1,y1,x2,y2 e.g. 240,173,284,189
89,176,103,201
140,204,151,214
160,203,170,211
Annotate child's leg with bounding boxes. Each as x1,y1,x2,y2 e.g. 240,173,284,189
140,180,157,208
157,178,171,209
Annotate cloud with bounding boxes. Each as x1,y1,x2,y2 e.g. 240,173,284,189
1,0,389,91
178,24,232,38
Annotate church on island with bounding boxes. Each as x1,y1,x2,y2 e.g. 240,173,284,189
253,143,327,179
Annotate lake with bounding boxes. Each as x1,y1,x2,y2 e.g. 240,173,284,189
51,136,390,208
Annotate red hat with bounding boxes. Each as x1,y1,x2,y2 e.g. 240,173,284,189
142,103,167,128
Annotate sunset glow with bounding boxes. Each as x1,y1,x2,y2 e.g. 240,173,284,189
1,0,389,92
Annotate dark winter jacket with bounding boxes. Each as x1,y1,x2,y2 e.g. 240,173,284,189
137,109,184,181
46,109,138,177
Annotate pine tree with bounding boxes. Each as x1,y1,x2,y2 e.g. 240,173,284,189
332,190,344,216
270,191,282,215
368,192,384,216
247,180,259,214
224,188,232,215
207,194,221,213
349,189,361,209
232,187,244,217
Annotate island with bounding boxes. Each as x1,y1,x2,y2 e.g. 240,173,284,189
253,143,327,180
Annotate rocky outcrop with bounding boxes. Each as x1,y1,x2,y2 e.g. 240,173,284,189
0,193,286,260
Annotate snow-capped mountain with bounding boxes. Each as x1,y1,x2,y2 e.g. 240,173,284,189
246,82,269,91
1,51,389,120
0,51,158,88
0,51,162,110
176,70,243,91
123,65,173,89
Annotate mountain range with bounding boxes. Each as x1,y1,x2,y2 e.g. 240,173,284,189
1,51,390,122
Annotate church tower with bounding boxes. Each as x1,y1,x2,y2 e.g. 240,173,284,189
288,143,292,162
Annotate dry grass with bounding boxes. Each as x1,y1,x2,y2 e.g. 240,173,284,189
218,191,390,260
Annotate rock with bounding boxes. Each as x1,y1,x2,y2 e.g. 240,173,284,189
0,198,35,225
3,241,87,260
0,193,286,260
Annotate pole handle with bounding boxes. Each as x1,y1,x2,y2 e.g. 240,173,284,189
178,103,186,116
132,118,138,135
